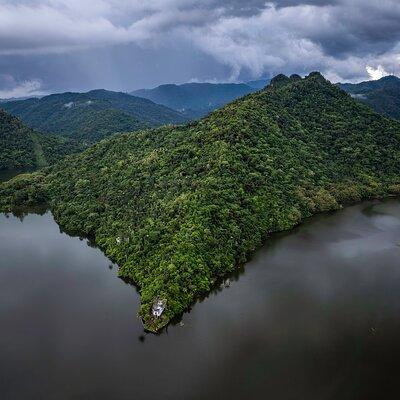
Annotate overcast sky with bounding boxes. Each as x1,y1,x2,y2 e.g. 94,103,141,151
0,0,400,97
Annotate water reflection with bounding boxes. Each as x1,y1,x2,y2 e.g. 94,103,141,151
0,200,399,400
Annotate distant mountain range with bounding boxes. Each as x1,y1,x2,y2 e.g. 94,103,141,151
131,79,270,118
0,90,187,143
0,96,42,102
2,75,399,149
244,79,271,89
132,75,400,123
340,75,400,120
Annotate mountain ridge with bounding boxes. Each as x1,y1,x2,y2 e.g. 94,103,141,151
0,90,187,143
340,75,400,120
131,81,260,118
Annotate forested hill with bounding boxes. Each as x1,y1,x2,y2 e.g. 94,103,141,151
340,75,400,120
0,90,187,143
132,82,257,118
1,72,399,332
0,109,83,170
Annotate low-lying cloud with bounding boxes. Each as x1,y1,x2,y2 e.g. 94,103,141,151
0,74,45,98
366,65,391,81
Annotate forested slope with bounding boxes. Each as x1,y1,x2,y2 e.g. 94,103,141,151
0,109,83,170
1,90,187,143
1,73,399,331
340,75,400,120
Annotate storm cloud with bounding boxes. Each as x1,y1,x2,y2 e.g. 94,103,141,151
0,0,399,96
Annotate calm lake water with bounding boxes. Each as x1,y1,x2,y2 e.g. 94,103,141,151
0,168,34,182
1,200,400,400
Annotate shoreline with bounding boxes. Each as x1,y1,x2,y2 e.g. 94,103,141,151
2,193,398,333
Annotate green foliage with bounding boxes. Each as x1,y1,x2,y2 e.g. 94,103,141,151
0,171,48,210
0,109,84,171
1,90,187,143
340,75,400,120
1,72,399,331
33,132,85,165
0,109,36,169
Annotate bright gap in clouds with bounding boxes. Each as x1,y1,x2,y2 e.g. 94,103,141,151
0,79,45,99
366,65,390,81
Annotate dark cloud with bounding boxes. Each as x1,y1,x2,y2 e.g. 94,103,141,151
309,1,400,57
212,0,338,11
274,0,338,6
0,0,399,96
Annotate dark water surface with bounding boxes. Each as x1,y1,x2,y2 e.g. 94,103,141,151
1,200,400,400
0,168,34,182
